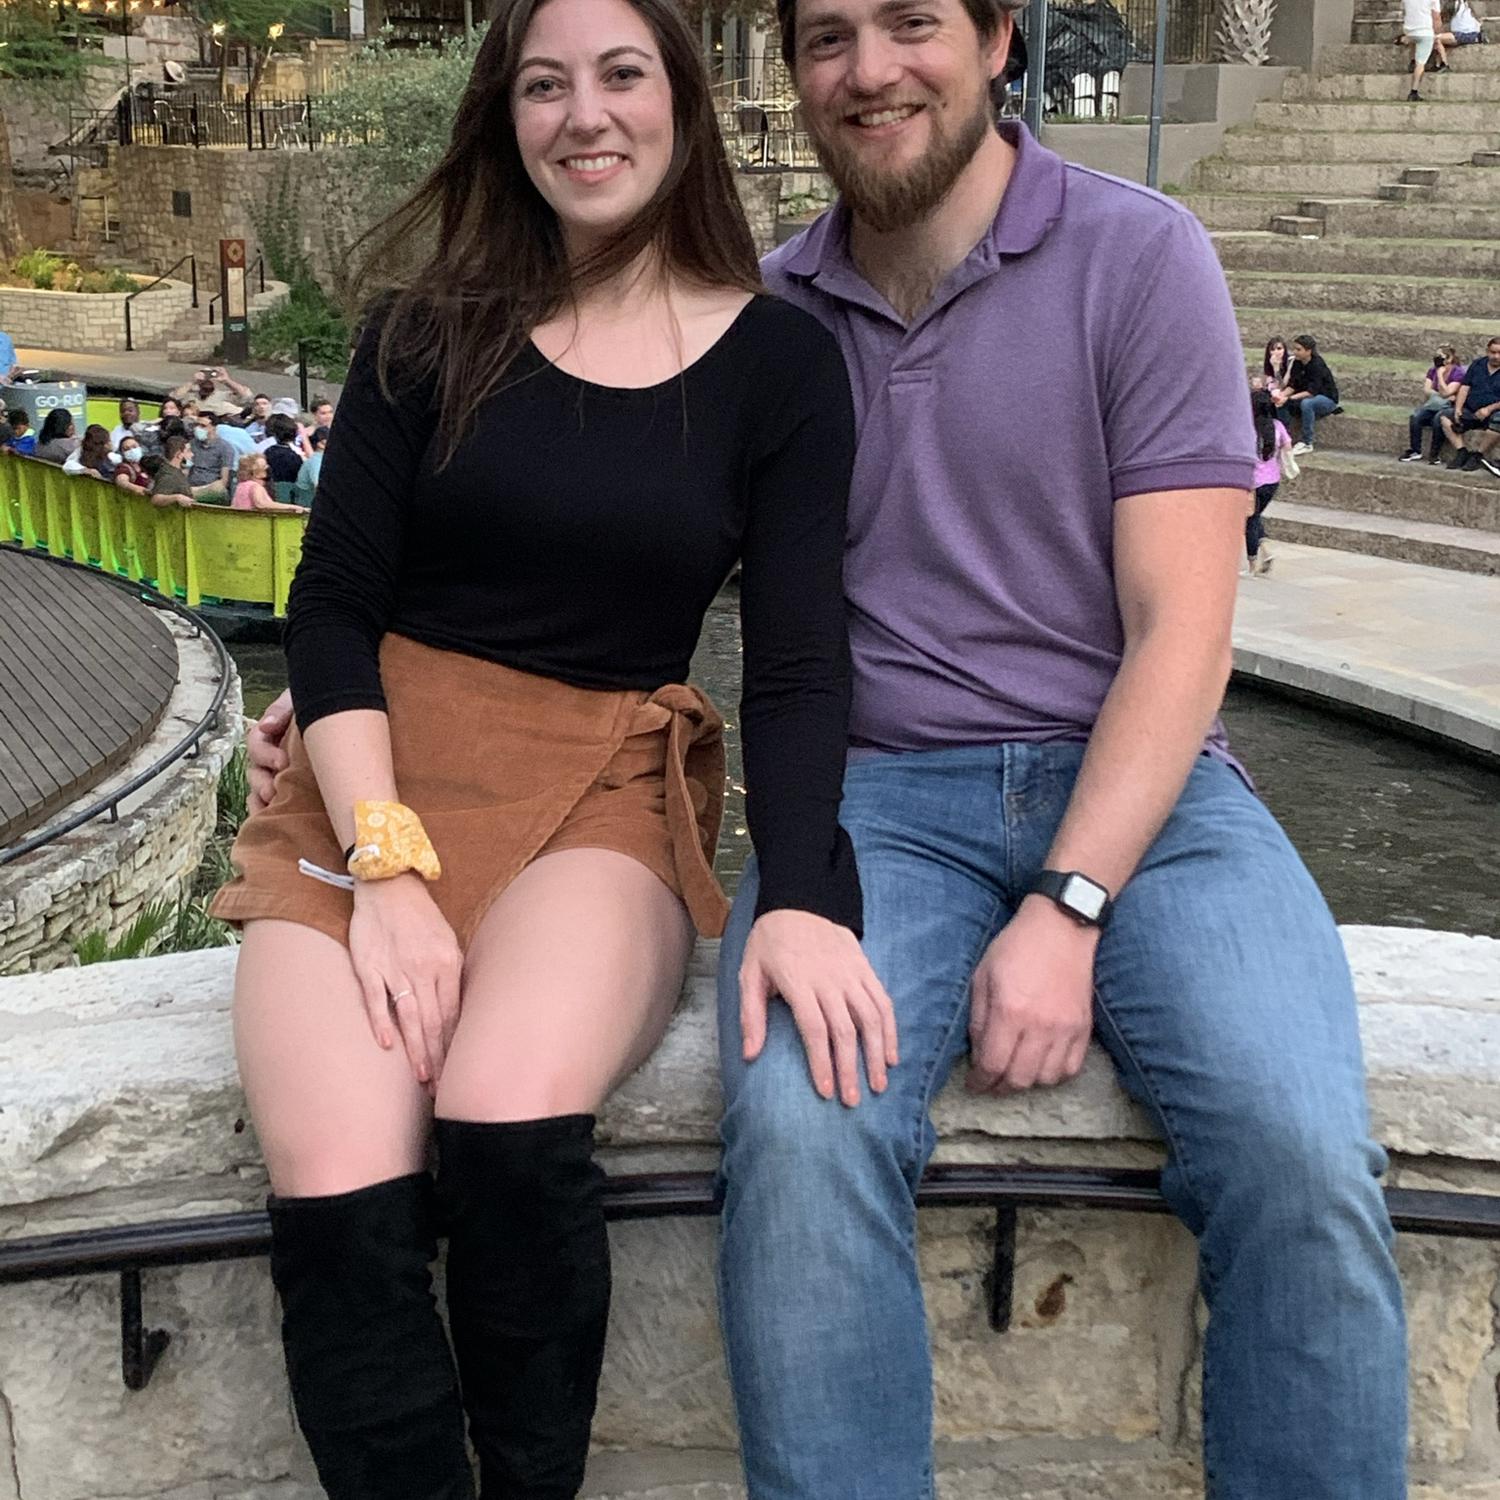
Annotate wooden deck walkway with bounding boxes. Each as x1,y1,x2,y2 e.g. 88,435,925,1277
0,548,178,848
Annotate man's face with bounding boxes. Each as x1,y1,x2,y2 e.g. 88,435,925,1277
792,0,1007,233
1292,343,1312,364
314,403,333,425
1488,340,1500,368
253,396,272,420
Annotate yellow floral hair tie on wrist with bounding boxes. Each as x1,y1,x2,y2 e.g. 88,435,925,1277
346,801,442,883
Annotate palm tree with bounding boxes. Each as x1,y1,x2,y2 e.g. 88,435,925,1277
1216,0,1278,65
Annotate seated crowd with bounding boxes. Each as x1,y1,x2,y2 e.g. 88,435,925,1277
1402,335,1500,475
0,364,336,511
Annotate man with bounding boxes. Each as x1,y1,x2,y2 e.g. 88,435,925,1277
170,365,254,419
1439,334,1500,475
246,2,1408,1494
244,392,274,443
187,410,234,500
310,396,336,431
1283,333,1341,454
0,326,21,382
148,435,196,509
109,398,148,453
293,424,329,508
1398,0,1444,98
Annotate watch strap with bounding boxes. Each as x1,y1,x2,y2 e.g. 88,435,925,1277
1027,869,1113,928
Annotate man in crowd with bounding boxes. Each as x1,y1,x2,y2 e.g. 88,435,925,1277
1283,333,1341,454
109,399,149,453
170,366,254,418
187,410,234,500
244,2,1408,1494
243,393,275,443
310,396,336,431
1440,334,1500,475
148,435,195,509
293,424,329,507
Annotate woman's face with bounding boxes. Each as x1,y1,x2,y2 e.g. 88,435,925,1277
1269,341,1285,361
512,0,675,255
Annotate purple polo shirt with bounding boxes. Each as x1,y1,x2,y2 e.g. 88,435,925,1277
762,123,1256,760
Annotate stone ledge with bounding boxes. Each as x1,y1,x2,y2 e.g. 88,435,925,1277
2,925,1496,1226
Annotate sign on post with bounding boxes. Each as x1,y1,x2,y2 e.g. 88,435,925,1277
220,239,250,364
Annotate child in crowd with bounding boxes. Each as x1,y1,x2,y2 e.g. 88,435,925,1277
231,450,306,513
5,409,35,455
261,413,307,484
1248,387,1292,576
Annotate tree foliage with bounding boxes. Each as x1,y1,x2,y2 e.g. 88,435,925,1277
182,0,329,98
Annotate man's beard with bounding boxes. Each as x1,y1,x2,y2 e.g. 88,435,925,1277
807,92,994,234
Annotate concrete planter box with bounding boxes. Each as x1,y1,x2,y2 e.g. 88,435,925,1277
0,277,194,355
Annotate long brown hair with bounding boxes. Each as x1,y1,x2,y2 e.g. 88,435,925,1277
79,424,112,469
351,0,762,464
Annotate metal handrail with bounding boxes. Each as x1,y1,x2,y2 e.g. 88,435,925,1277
0,547,234,868
123,253,199,352
206,253,268,326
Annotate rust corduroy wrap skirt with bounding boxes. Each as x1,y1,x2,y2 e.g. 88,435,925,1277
210,634,731,948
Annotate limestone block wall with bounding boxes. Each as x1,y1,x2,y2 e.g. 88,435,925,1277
1,927,1497,1499
0,65,123,177
0,278,193,355
0,625,241,977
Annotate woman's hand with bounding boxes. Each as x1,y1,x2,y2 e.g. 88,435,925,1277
348,872,463,1093
739,909,898,1107
246,690,295,814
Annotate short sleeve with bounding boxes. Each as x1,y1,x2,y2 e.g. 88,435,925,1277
1102,210,1257,501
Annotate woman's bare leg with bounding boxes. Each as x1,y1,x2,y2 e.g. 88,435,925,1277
235,919,431,1194
432,848,695,1498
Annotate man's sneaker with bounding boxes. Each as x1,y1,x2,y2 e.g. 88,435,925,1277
1400,450,1423,462
1251,548,1274,577
1433,59,1451,71
1409,89,1424,100
1480,454,1500,478
1290,441,1312,456
1464,451,1484,470
1448,449,1471,468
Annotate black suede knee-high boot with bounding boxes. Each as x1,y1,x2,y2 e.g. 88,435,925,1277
268,1172,475,1500
434,1116,611,1500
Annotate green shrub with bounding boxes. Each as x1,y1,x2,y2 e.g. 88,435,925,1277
10,250,138,294
250,278,351,380
13,247,62,288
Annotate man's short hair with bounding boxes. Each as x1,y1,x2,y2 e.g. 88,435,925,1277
162,435,189,463
775,0,1026,64
6,408,26,427
1294,334,1317,353
267,413,299,444
198,409,218,426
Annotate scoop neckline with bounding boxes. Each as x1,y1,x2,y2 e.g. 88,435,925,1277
527,294,761,396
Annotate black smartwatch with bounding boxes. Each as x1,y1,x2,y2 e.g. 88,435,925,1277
1027,869,1113,929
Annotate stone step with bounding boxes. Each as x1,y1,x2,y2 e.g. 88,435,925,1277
1287,402,1406,458
1426,164,1500,201
1171,190,1302,231
1290,450,1500,532
1254,98,1497,131
1226,268,1500,319
1244,350,1478,412
1378,181,1435,203
1475,150,1500,166
1216,231,1500,278
1191,161,1397,194
1402,166,1442,186
1218,129,1496,164
1270,214,1324,236
1236,304,1500,361
1305,197,1500,239
1285,70,1500,101
1320,41,1500,71
1264,499,1500,575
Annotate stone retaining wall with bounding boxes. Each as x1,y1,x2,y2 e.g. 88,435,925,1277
1,927,1497,1498
0,626,241,977
0,278,194,356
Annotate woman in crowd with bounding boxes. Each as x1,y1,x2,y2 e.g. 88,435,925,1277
208,2,888,1498
231,450,306,514
1247,387,1292,576
62,423,116,480
114,433,151,496
33,409,79,464
1262,335,1292,392
1403,343,1465,463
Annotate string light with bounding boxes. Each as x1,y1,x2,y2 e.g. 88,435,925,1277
267,21,284,38
211,19,225,34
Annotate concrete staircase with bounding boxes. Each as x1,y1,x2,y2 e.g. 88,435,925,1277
1173,35,1500,576
158,275,291,362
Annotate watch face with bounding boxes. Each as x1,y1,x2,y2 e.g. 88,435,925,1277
1063,874,1108,922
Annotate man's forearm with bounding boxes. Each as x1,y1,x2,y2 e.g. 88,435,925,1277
1041,627,1232,898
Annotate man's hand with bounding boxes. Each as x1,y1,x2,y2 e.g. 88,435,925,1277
967,895,1096,1093
246,689,294,815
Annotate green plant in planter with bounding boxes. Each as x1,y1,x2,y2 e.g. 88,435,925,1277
13,247,62,288
10,250,137,294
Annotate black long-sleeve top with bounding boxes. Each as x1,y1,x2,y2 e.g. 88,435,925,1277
1286,352,1339,404
284,294,862,932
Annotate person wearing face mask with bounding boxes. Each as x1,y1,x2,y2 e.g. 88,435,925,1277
212,0,879,1494
114,435,150,495
187,410,235,500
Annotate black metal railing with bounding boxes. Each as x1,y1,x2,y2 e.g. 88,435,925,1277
0,549,232,869
2,1165,1496,1392
114,91,323,151
123,252,198,352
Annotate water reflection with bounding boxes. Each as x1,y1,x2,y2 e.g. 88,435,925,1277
230,592,1500,938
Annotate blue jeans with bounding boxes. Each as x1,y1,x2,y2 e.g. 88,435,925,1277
1293,393,1337,445
716,744,1407,1500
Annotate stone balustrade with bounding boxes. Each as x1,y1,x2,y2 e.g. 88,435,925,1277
1,926,1497,1499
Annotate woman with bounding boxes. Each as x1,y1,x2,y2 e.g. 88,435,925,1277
33,409,79,464
1262,335,1292,392
210,1,891,1496
1403,344,1465,463
231,450,305,513
114,434,150,495
1247,387,1291,576
62,423,116,480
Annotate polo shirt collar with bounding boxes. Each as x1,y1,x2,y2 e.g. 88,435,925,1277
782,122,1067,322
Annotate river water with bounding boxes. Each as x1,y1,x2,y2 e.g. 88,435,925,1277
231,593,1500,939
